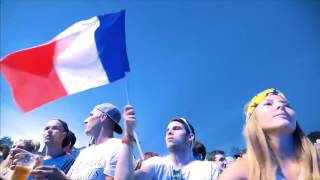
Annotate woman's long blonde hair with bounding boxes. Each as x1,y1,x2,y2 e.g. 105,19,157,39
244,107,320,180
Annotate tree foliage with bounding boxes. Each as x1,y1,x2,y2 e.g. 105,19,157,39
0,136,14,147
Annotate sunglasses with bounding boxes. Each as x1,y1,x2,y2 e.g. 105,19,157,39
216,157,226,162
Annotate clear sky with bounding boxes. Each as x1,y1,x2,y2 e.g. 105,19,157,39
1,0,320,156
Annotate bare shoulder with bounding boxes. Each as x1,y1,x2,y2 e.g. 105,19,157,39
218,156,249,180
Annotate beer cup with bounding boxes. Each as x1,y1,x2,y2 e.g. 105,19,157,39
10,153,36,180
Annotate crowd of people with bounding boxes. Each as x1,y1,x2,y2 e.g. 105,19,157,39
0,88,319,180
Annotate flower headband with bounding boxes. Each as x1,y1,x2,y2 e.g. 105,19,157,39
246,88,286,118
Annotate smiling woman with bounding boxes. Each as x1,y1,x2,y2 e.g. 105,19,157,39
219,88,320,180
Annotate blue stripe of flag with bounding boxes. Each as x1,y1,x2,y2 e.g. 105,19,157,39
95,10,130,82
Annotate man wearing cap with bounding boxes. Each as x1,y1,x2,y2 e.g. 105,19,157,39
115,105,220,180
31,103,123,180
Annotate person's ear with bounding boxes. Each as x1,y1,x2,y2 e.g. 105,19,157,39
188,133,195,142
100,114,107,122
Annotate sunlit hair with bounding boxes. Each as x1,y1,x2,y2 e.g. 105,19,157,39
243,94,320,180
12,139,34,153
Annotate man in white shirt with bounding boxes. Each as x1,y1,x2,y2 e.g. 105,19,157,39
115,105,220,180
31,103,123,180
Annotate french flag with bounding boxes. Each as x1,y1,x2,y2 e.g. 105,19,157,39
0,10,130,112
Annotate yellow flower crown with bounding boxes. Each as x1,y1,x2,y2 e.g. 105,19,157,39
246,88,286,118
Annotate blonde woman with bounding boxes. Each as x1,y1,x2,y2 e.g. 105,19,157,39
219,88,319,180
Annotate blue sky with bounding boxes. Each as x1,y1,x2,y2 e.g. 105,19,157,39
1,0,320,156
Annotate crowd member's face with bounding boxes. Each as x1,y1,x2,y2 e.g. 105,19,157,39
12,140,30,151
254,94,296,134
84,108,104,136
165,121,188,151
214,153,226,169
43,120,66,147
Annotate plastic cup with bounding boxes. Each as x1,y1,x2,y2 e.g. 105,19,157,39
10,153,36,180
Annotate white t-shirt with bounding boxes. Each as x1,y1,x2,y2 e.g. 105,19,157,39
67,138,121,180
142,156,220,180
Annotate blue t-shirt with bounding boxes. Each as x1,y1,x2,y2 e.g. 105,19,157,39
28,154,76,180
43,154,75,173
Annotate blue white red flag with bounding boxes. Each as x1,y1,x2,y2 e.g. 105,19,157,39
0,10,129,112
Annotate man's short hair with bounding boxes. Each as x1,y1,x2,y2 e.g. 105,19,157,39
12,139,35,153
169,118,195,136
207,150,225,161
192,141,206,160
143,152,159,160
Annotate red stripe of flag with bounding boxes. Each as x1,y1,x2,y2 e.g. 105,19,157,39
1,41,67,112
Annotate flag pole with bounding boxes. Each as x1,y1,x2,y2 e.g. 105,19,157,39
124,73,144,160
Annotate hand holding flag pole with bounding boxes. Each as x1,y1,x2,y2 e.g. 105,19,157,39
124,74,144,160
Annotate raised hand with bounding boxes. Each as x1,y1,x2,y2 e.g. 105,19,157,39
123,105,136,137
